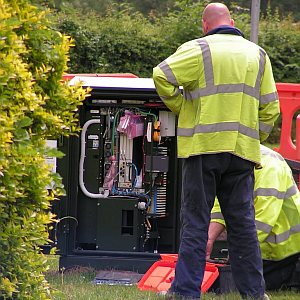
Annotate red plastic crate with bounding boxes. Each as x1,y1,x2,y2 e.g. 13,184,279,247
137,258,219,294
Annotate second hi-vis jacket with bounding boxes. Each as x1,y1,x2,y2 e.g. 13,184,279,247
153,28,280,164
211,145,300,261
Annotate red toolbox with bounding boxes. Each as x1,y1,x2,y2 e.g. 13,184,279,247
137,254,220,293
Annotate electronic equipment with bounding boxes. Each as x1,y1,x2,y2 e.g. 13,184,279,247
55,76,181,272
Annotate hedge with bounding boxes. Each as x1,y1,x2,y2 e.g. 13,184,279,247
55,1,300,83
0,1,86,298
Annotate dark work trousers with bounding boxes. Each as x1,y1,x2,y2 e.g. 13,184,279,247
169,153,265,299
263,253,300,290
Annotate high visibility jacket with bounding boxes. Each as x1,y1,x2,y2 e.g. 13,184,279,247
153,30,280,164
211,145,300,261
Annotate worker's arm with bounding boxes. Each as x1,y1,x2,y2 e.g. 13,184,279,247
207,198,226,259
152,66,184,115
153,43,201,115
254,154,284,243
258,53,280,142
206,221,226,260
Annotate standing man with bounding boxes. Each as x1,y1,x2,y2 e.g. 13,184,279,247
153,2,280,300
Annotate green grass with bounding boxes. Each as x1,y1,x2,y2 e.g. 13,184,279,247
45,256,299,300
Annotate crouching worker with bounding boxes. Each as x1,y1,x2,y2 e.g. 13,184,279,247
207,145,300,291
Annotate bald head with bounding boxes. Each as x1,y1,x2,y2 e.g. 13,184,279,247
202,3,234,34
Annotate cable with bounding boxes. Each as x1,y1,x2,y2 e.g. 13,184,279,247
138,110,157,122
79,119,108,199
54,216,78,245
146,217,152,230
111,109,123,156
127,162,138,189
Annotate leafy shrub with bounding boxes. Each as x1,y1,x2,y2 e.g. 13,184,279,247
157,0,206,49
259,10,300,83
55,0,300,82
55,4,169,77
0,0,86,298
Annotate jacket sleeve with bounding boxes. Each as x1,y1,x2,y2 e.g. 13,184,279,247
254,157,284,243
153,43,201,115
259,53,280,142
211,198,226,227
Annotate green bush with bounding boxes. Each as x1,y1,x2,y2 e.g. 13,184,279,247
56,4,169,77
0,0,86,298
157,0,207,49
259,10,300,83
55,1,300,82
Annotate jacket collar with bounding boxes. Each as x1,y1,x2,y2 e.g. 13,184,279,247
204,25,244,38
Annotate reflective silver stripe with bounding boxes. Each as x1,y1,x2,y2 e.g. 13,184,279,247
259,121,273,134
197,40,214,85
158,61,179,86
254,185,298,199
265,224,300,244
260,92,279,105
187,83,259,100
181,39,264,101
254,188,287,200
285,184,299,198
211,212,224,220
160,88,181,101
177,122,259,140
255,220,272,234
177,127,194,136
183,89,194,100
255,49,266,90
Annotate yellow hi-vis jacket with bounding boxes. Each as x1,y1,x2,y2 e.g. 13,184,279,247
153,32,280,164
211,145,300,261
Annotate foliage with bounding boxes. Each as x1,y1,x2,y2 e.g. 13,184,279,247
159,0,208,49
130,0,175,16
54,0,300,83
55,4,169,77
50,0,300,21
0,0,86,298
259,9,300,83
49,0,175,16
226,0,300,22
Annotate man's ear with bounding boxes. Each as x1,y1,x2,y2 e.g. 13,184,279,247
202,19,207,34
230,19,235,27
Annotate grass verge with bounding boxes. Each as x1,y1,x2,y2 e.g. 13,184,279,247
45,256,299,300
